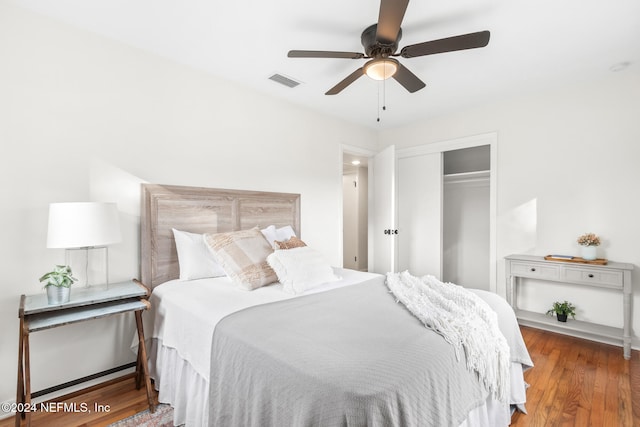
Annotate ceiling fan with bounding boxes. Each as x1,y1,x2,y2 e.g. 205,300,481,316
288,0,490,95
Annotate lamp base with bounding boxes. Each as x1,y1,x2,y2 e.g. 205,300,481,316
64,246,110,288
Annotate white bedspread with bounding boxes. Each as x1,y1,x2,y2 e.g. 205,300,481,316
142,268,532,427
147,268,381,379
386,272,511,402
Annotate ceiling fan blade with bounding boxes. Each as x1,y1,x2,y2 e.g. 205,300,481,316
400,30,490,58
325,68,365,95
376,0,409,44
288,50,365,59
392,62,426,93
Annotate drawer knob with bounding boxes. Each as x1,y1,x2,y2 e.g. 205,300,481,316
588,273,594,278
530,268,536,272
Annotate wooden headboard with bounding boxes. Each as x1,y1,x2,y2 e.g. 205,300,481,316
140,184,301,288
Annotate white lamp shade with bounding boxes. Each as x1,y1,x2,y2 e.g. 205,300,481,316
47,202,122,248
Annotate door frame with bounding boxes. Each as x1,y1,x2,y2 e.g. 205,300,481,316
396,132,498,292
341,144,377,270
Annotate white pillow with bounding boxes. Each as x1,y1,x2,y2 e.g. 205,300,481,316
260,225,297,248
172,229,226,280
267,246,339,294
204,228,277,291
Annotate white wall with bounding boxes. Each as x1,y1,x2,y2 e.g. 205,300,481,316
0,3,376,406
379,69,640,348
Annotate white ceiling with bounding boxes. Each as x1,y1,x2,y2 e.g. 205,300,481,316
12,0,640,130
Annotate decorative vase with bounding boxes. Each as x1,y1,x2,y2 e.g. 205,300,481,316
556,313,568,322
581,245,597,261
46,286,71,305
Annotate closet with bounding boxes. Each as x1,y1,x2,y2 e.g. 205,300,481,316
394,134,496,291
442,146,490,290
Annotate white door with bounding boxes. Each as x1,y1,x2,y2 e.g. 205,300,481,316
342,173,358,269
369,145,396,274
397,153,443,278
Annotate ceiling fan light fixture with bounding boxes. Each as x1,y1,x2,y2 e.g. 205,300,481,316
364,58,398,81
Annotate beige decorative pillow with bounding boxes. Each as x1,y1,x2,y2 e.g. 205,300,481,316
204,228,277,290
274,236,307,250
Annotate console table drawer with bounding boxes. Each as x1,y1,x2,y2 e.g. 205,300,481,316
563,267,623,288
510,262,560,280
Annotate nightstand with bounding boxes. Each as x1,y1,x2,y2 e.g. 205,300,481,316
15,279,155,427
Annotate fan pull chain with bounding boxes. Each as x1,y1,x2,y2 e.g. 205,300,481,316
383,76,387,112
376,75,389,123
377,82,381,122
376,79,388,123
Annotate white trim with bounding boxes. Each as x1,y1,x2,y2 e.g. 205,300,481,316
342,144,377,157
337,146,344,268
397,132,497,158
489,137,498,294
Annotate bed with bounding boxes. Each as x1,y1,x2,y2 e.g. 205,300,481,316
139,184,533,427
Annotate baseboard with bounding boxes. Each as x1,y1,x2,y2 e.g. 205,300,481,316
2,364,136,420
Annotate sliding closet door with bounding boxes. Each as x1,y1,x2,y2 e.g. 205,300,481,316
397,153,442,278
395,133,497,292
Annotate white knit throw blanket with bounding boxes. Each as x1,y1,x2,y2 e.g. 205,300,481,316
386,271,510,402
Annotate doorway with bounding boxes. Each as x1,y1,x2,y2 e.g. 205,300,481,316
442,145,491,290
342,152,368,271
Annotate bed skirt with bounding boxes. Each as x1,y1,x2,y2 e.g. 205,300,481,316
148,339,209,427
147,338,526,427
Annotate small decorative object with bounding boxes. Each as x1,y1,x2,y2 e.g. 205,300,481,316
577,232,600,261
40,265,77,304
546,300,577,322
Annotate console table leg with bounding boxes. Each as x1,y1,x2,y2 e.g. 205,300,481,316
623,288,631,360
135,343,143,390
135,309,155,413
23,326,31,427
15,318,25,427
506,275,517,309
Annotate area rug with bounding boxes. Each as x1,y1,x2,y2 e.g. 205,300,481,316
108,403,176,427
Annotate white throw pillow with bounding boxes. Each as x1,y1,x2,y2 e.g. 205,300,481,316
267,246,339,294
260,225,297,248
172,229,226,280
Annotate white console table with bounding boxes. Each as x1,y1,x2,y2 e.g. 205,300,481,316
505,254,633,359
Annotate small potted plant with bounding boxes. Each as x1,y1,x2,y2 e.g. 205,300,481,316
577,232,600,261
40,265,77,304
546,300,576,322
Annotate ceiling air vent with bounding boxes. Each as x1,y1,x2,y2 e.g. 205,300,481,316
269,73,301,88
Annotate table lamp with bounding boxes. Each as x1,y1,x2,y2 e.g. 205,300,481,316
47,202,121,287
